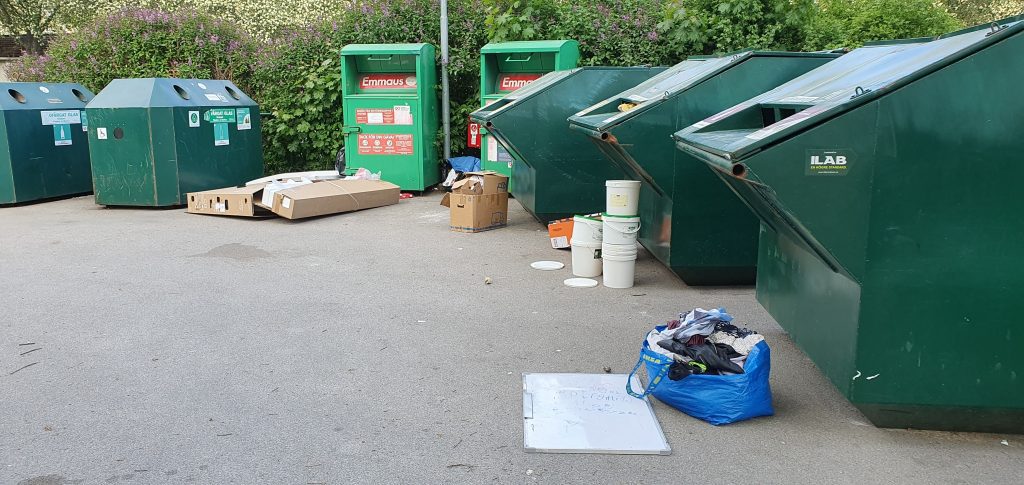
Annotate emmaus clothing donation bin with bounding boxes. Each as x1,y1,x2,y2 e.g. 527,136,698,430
568,51,837,285
673,17,1024,433
340,43,438,190
1,82,94,204
479,40,579,191
87,78,263,207
470,66,665,223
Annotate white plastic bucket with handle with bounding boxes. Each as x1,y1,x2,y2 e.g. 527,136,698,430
602,213,640,245
572,214,603,244
606,180,641,216
602,242,638,288
571,240,602,277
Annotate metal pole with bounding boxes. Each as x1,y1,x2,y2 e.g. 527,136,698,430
440,0,452,160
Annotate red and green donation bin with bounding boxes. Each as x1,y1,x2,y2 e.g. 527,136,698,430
341,43,439,190
479,40,579,191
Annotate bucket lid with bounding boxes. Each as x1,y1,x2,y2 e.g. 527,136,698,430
606,180,640,187
564,278,599,288
531,261,565,271
574,214,602,222
601,212,640,220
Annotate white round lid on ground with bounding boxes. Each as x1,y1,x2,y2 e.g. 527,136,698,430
563,278,599,288
531,261,565,271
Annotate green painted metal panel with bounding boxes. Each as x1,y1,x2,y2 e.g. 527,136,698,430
479,40,579,191
341,43,439,191
673,16,1024,432
568,52,837,285
469,66,665,222
86,78,263,206
0,83,94,204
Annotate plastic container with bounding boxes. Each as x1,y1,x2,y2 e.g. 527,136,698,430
602,213,640,245
603,242,638,288
605,180,640,216
572,214,603,244
571,239,602,277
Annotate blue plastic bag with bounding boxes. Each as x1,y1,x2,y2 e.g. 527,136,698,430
626,325,774,425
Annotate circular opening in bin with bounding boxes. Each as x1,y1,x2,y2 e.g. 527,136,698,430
113,127,124,140
8,89,26,103
225,86,240,100
173,85,190,100
600,132,610,141
71,88,89,103
732,164,747,178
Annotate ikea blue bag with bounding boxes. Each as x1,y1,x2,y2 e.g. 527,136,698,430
626,325,774,425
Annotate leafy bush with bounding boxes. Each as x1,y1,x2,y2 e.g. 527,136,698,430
804,0,962,50
7,9,255,93
658,0,816,56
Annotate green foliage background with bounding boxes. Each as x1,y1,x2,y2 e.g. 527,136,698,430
8,0,1018,175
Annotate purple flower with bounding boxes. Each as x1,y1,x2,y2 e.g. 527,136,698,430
647,31,658,41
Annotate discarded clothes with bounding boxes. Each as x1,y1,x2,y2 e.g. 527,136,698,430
657,340,744,376
661,307,734,341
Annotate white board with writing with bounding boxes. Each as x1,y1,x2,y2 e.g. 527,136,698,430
522,373,671,454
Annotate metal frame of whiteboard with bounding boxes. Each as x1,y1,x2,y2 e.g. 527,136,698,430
522,373,671,455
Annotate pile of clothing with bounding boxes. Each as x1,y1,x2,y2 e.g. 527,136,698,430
646,308,764,381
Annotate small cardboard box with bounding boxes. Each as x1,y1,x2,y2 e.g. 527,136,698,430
441,171,509,233
547,217,574,249
186,184,272,217
269,179,400,220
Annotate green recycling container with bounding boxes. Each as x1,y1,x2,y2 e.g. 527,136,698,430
470,66,666,223
341,43,438,191
479,40,579,192
673,17,1024,433
87,78,263,207
1,82,94,204
568,51,838,285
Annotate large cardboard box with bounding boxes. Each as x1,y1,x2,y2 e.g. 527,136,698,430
269,179,400,220
186,184,272,217
187,178,400,220
441,171,509,233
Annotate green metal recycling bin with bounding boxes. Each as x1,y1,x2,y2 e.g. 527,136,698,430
479,40,579,192
568,51,837,285
470,66,665,223
1,82,94,204
87,78,263,207
673,17,1024,433
341,43,438,190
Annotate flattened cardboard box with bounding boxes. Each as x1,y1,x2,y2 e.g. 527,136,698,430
186,184,272,217
270,179,400,220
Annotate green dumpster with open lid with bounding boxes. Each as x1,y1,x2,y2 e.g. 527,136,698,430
1,82,94,204
568,51,838,285
87,78,263,207
673,17,1024,433
479,40,579,192
470,66,666,223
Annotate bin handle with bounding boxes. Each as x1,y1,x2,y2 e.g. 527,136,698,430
986,22,1007,37
366,55,394,61
503,54,533,62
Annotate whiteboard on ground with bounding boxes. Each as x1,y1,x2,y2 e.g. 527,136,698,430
522,373,671,455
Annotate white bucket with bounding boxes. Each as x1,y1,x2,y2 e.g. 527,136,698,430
571,240,602,277
602,243,638,289
572,214,603,244
606,180,641,216
602,213,640,245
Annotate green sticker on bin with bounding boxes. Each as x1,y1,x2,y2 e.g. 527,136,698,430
204,108,236,124
214,123,230,146
54,124,72,146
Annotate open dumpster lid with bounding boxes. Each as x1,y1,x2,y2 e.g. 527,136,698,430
673,16,1024,167
471,67,660,123
569,51,839,132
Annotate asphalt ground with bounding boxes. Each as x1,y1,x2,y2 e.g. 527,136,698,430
2,193,1021,484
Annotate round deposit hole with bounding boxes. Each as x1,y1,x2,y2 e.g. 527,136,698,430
225,86,240,100
72,88,89,103
113,127,124,139
173,85,190,100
